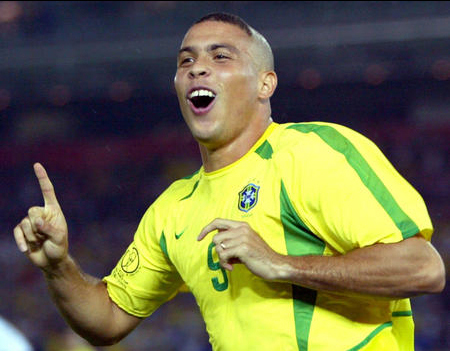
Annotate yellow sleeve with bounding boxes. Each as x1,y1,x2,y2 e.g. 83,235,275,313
284,122,433,252
103,203,184,318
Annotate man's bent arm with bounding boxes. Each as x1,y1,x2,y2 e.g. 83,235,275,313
270,235,445,298
200,219,446,299
43,255,141,346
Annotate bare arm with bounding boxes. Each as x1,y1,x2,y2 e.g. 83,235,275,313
198,219,446,298
43,256,141,345
13,163,140,346
273,235,445,298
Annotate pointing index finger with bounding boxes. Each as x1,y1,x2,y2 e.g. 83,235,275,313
33,163,59,207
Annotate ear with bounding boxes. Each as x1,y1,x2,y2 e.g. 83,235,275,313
258,71,278,100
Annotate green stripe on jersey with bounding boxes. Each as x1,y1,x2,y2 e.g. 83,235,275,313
392,310,413,317
181,169,200,180
255,140,273,159
180,179,199,201
281,181,325,255
280,180,325,351
159,231,169,258
347,322,393,351
287,123,420,239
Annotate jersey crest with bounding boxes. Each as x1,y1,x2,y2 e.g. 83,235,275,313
238,183,260,212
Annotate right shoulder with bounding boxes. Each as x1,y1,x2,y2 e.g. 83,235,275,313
136,167,202,244
147,168,202,213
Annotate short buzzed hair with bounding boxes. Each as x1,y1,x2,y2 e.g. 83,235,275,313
193,12,274,71
195,12,253,36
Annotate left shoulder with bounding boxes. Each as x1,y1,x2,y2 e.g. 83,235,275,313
269,121,376,154
280,121,369,140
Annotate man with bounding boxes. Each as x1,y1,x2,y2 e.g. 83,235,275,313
14,13,445,351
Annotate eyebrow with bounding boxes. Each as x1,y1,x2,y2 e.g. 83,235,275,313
178,43,240,57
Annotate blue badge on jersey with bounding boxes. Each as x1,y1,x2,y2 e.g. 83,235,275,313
238,183,260,212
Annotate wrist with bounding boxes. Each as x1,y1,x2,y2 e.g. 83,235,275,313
42,255,73,279
268,253,294,282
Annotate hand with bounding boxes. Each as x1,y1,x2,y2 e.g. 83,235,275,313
13,163,68,270
198,218,282,280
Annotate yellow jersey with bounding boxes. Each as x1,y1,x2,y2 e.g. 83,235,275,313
103,121,432,351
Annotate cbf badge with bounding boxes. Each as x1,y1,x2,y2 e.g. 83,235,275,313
238,183,260,212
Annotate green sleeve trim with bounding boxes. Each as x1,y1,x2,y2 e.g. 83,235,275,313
287,123,420,239
347,322,393,351
392,310,413,317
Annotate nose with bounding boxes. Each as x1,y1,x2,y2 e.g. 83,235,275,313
188,61,210,79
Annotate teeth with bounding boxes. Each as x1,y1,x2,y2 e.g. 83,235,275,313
189,89,216,99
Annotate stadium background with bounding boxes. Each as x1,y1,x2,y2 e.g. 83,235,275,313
0,1,448,350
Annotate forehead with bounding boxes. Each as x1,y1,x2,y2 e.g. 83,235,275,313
181,21,252,49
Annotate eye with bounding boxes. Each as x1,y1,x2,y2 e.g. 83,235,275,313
214,53,230,60
179,57,194,66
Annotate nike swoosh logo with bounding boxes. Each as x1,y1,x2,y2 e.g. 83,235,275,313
175,229,185,240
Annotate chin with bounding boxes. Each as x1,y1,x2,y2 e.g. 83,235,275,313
191,127,222,148
188,119,218,138
192,130,215,144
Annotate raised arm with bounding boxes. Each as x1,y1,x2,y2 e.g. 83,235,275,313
13,163,141,346
198,218,446,299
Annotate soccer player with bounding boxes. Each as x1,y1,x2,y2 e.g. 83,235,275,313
14,13,445,351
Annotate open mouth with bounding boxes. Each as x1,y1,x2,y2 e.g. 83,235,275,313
187,89,216,114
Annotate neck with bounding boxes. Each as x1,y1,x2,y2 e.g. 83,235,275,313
199,116,273,173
